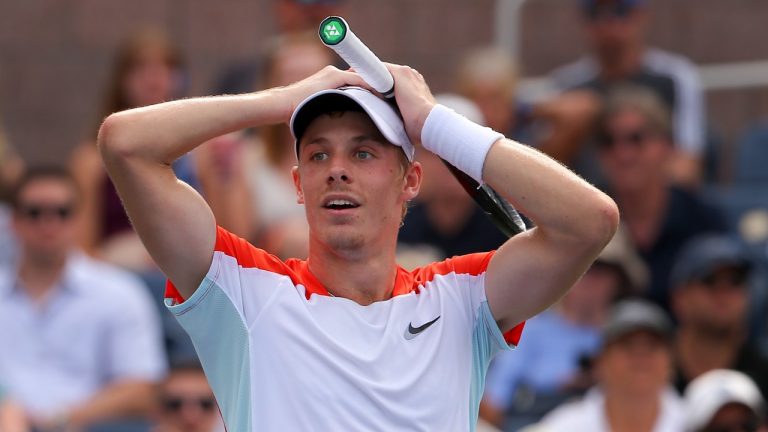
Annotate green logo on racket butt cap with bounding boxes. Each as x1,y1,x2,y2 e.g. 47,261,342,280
319,16,348,46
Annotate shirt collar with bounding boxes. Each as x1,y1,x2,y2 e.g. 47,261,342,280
1,252,88,298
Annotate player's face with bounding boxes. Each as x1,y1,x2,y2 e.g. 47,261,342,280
293,112,421,255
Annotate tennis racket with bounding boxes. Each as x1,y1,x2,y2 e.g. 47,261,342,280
318,16,526,237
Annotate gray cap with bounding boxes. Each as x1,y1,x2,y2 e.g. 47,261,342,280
670,234,752,289
602,299,672,345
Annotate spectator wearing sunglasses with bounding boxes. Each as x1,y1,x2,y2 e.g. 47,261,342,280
153,360,222,432
0,167,167,431
596,85,726,313
684,369,767,432
670,235,768,399
550,0,705,187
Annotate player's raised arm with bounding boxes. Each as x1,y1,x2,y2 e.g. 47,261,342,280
98,66,370,298
388,63,619,332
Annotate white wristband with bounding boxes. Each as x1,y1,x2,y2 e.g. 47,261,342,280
420,104,503,184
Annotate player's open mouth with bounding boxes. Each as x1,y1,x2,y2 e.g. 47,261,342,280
323,198,360,210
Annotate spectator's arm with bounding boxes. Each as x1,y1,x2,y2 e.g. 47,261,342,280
69,142,104,256
533,90,601,165
0,397,30,432
33,380,155,431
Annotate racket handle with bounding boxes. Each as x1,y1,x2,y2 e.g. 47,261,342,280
319,16,395,98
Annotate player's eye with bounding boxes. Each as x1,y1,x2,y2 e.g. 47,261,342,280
355,150,373,160
310,152,328,161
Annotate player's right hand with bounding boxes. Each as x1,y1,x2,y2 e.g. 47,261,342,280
277,65,373,125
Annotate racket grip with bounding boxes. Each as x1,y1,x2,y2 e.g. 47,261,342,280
319,16,395,97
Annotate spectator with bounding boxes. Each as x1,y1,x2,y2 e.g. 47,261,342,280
0,167,166,430
152,360,221,432
455,46,601,162
670,234,768,398
480,227,647,430
0,386,29,432
596,84,726,311
684,369,767,432
551,0,705,186
523,299,684,431
214,0,345,95
398,94,507,260
199,32,334,260
69,29,195,270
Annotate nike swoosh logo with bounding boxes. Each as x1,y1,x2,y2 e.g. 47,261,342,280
404,316,440,340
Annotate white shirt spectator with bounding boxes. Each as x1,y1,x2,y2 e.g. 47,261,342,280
0,252,166,417
523,387,685,432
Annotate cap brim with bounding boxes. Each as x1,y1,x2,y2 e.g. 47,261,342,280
290,87,414,162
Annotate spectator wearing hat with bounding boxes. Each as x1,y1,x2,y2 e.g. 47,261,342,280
550,0,705,187
670,234,768,398
684,369,767,432
480,231,650,430
522,299,684,432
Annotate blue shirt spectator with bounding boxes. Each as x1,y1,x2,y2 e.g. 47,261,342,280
0,167,166,430
0,252,166,417
484,311,601,410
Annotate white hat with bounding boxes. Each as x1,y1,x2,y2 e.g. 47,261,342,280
289,86,415,162
684,369,765,431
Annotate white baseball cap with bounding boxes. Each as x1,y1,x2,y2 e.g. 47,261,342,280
289,86,415,162
684,369,765,431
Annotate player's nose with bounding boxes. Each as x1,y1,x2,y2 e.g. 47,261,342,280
327,158,351,184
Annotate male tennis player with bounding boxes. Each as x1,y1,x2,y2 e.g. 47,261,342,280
99,64,619,431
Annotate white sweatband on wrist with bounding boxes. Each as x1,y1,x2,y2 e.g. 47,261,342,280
420,104,504,184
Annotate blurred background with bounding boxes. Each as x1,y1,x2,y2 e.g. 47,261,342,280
1,0,767,431
0,0,767,168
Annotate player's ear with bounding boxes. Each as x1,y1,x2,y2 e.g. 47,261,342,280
292,166,304,204
401,161,422,202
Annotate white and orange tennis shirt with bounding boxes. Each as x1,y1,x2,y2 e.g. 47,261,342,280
165,226,524,431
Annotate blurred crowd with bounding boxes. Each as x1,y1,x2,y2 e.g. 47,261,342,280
0,0,767,431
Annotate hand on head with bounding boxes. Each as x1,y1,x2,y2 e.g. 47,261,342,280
384,63,436,146
279,66,373,123
280,63,436,147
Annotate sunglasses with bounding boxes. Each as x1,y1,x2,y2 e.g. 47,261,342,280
699,271,748,289
596,129,654,150
17,203,74,222
161,396,216,413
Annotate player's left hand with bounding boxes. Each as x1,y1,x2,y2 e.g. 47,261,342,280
384,63,436,145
